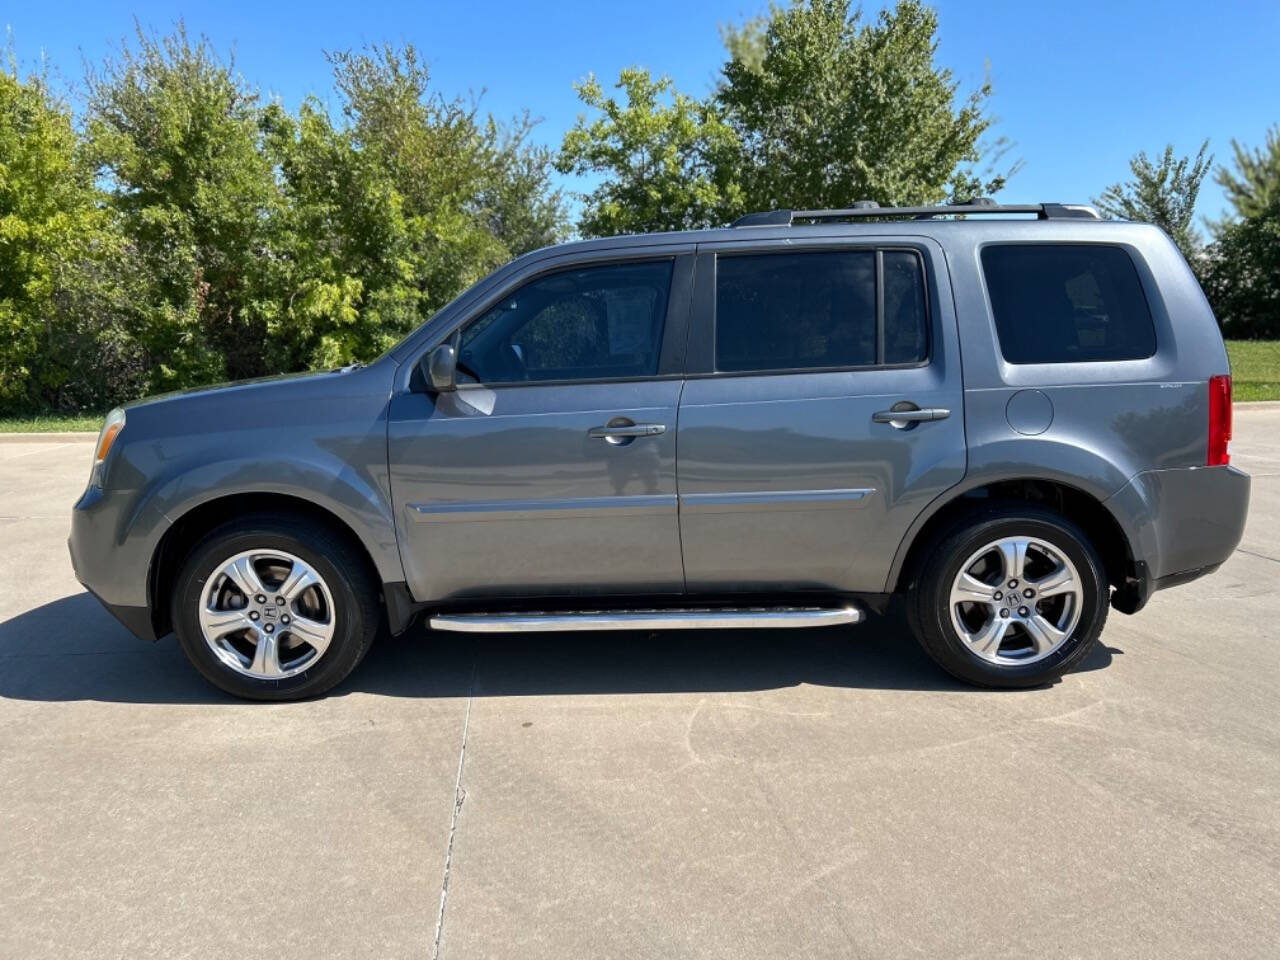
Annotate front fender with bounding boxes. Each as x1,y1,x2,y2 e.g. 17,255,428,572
141,451,405,586
87,364,405,609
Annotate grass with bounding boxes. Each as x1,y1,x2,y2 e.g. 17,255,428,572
0,413,104,433
0,340,1275,432
1228,340,1280,402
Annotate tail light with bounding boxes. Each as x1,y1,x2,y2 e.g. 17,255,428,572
1208,374,1231,466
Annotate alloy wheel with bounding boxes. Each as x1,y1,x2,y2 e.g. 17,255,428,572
947,535,1084,665
197,549,336,680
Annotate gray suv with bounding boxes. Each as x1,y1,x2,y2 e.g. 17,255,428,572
68,201,1251,700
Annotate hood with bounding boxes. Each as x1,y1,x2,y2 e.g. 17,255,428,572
123,363,372,411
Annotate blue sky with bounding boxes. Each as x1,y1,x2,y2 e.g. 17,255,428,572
6,0,1279,226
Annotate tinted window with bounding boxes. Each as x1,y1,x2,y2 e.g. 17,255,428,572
883,251,928,364
981,244,1156,364
715,250,927,373
458,260,672,383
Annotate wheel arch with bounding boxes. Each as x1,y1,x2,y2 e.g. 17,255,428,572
889,476,1138,598
148,492,409,640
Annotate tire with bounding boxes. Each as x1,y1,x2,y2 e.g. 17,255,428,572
171,513,380,701
907,504,1109,688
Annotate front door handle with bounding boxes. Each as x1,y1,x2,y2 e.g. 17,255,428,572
872,406,951,428
588,420,667,443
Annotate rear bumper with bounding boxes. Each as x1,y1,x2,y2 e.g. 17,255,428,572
1107,464,1250,613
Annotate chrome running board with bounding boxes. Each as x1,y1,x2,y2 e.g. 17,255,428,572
429,605,862,634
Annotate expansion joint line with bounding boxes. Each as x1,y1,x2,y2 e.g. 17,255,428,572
432,654,476,960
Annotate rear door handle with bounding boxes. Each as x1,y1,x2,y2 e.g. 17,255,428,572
872,406,951,426
588,421,666,442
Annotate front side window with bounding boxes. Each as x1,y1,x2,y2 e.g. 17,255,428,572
981,244,1156,364
714,249,928,373
457,260,673,384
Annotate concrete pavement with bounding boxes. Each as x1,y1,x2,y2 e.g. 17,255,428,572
2,409,1278,958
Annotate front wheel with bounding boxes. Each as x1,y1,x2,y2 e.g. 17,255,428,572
908,505,1109,688
171,514,380,701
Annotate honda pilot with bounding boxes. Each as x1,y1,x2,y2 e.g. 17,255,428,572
69,200,1250,700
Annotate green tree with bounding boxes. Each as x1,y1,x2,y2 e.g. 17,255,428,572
328,44,565,325
557,69,743,237
261,45,567,369
479,119,568,257
1092,141,1212,260
259,99,415,370
1202,198,1280,339
2,30,571,413
79,33,568,386
1215,125,1280,221
1203,129,1280,339
559,1,1011,236
716,0,1011,211
0,63,138,414
86,24,280,389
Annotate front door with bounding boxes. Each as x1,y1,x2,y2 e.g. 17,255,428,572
676,239,967,594
388,253,692,603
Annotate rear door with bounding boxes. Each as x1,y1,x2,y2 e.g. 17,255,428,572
676,236,966,594
388,249,693,603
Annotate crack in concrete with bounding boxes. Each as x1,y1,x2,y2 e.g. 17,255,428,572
432,654,476,960
1236,547,1280,565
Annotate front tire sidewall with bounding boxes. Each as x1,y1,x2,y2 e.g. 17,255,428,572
173,525,372,701
915,510,1107,688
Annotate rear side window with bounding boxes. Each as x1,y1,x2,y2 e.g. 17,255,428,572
981,244,1156,364
715,250,928,373
883,251,928,364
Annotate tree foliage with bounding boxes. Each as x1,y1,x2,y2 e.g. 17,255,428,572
1092,141,1212,260
0,64,138,411
1203,129,1280,339
557,69,742,236
0,26,566,415
561,0,1011,237
328,46,564,334
1214,125,1280,221
717,0,1008,211
1203,197,1280,340
260,97,413,371
86,25,278,388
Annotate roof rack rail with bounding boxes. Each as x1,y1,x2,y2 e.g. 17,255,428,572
730,200,1100,227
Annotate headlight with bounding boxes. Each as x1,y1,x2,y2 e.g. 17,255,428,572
88,408,126,488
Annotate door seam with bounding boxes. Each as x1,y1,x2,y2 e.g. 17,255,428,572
675,376,689,593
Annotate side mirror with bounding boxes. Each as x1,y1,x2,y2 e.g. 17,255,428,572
421,343,458,393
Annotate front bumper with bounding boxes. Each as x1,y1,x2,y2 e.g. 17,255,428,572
75,581,158,642
1106,464,1250,613
68,484,169,642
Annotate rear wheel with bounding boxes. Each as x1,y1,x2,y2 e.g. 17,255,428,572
172,514,379,700
908,505,1108,688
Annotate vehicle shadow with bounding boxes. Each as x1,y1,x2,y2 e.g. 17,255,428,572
0,591,1117,705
